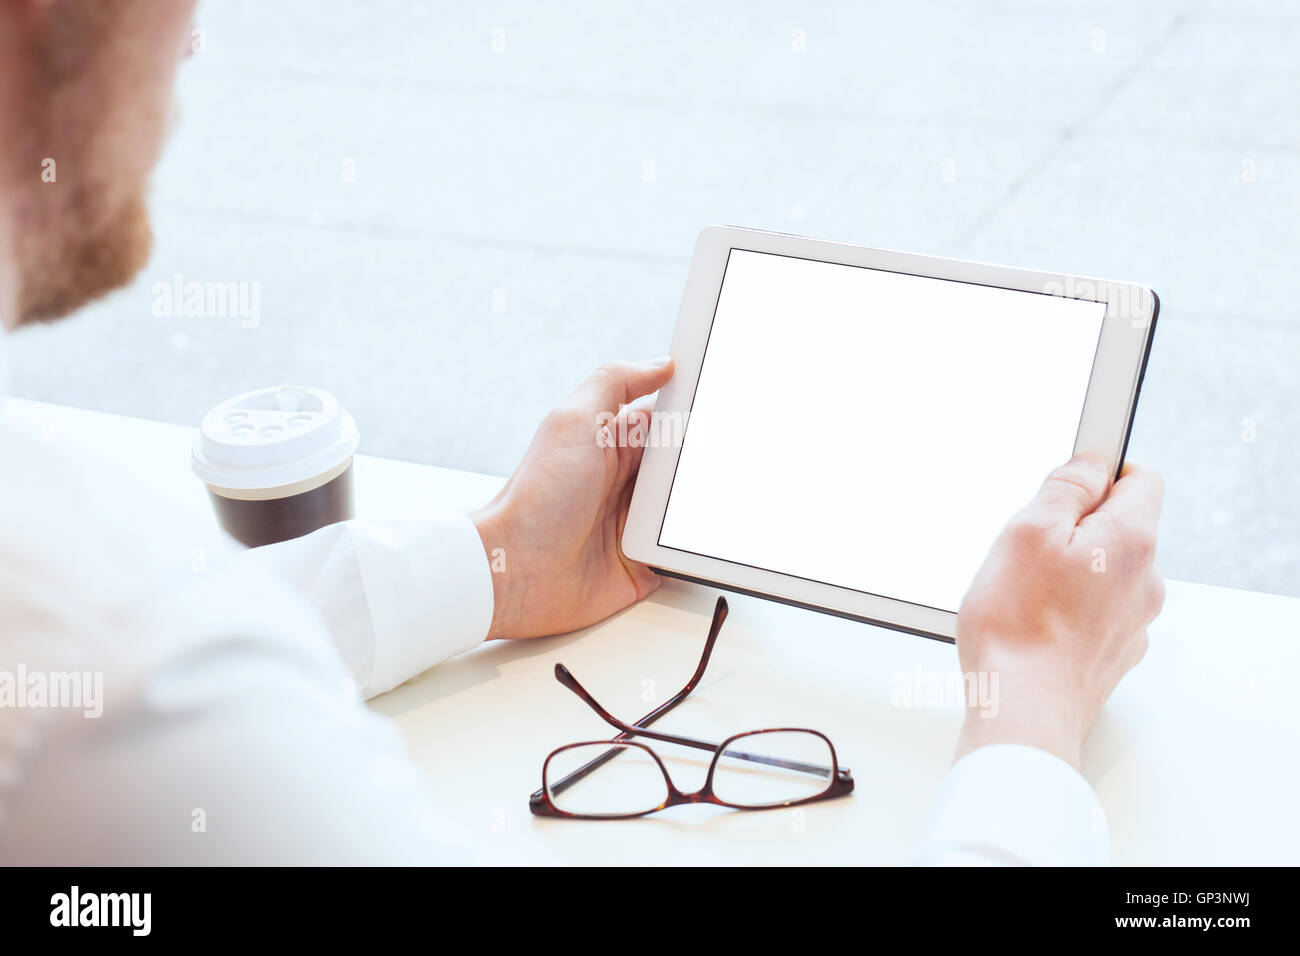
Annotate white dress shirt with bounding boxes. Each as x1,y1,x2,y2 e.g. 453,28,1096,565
0,335,1107,865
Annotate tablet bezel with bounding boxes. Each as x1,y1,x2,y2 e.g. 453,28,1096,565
622,226,1158,642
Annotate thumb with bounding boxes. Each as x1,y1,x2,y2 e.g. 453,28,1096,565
570,357,674,413
1023,454,1113,529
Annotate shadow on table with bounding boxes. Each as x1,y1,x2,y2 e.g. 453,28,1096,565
365,592,701,718
368,628,585,717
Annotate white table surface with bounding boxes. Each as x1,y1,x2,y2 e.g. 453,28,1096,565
6,397,1298,865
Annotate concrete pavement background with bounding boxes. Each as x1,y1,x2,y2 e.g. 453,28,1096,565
9,0,1298,597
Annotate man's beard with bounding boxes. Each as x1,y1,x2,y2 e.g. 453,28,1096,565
16,191,153,326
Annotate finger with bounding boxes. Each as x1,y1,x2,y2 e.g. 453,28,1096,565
612,396,657,472
1019,454,1113,531
614,481,664,600
1084,461,1164,537
615,394,657,431
622,553,664,601
1092,460,1164,528
570,357,674,414
1118,628,1150,676
1146,565,1167,621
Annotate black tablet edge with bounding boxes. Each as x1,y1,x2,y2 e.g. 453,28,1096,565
651,567,956,645
1115,289,1160,479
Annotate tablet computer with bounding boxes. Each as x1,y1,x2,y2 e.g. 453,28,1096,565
623,227,1158,642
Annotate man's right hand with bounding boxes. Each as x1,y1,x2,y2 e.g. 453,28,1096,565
954,455,1166,771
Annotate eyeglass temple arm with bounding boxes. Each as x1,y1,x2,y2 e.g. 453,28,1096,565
548,611,841,781
534,597,728,801
551,593,729,745
636,594,730,721
558,668,836,778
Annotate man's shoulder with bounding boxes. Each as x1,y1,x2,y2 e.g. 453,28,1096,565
0,417,212,635
0,414,335,674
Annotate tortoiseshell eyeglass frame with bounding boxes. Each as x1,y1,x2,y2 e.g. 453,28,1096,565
529,596,855,819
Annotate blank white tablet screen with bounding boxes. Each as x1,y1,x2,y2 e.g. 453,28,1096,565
658,249,1107,613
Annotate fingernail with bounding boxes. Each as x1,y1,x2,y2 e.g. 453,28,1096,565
648,355,673,366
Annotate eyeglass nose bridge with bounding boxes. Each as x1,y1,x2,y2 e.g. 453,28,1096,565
647,755,742,809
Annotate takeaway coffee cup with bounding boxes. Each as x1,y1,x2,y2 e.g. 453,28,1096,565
191,386,359,548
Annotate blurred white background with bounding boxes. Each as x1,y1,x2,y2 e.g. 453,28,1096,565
9,0,1298,596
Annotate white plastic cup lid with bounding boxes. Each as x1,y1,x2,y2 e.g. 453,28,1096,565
191,386,359,491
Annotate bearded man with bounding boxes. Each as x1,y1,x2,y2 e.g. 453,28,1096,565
0,1,1163,865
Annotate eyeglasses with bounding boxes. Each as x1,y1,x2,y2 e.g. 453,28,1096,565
529,596,854,819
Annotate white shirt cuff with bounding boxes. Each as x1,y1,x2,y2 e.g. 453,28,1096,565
347,516,494,696
910,744,1109,866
